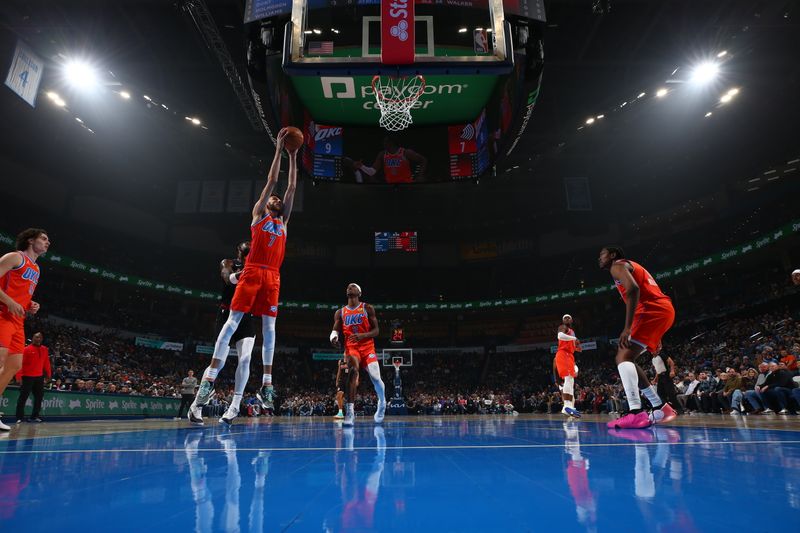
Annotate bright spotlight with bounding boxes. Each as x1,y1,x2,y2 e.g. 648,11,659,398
596,114,604,119
705,112,713,117
717,50,727,58
656,88,668,98
720,93,732,103
64,60,98,90
458,28,467,33
191,117,201,125
53,97,66,107
726,87,740,96
690,61,719,84
143,95,152,101
46,91,59,101
637,92,646,99
119,91,131,99
585,117,595,125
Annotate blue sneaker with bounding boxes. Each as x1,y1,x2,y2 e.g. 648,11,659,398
561,406,582,418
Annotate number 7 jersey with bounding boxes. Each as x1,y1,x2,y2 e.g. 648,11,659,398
249,213,287,269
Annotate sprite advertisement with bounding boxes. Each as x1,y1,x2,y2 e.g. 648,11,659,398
1,388,180,418
291,75,498,125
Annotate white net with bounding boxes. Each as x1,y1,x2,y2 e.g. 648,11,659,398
371,75,426,131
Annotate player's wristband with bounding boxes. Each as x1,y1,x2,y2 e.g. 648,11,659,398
330,330,339,343
229,273,239,285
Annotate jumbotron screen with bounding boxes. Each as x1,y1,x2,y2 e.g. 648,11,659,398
374,231,418,253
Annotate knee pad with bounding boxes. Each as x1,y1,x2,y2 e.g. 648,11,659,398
563,375,575,396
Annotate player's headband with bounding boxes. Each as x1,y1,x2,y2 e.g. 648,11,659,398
794,269,800,275
562,314,572,320
349,283,362,296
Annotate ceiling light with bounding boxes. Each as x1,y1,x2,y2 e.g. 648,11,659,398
596,114,604,119
312,29,322,34
585,117,595,125
119,91,131,99
161,104,168,110
143,95,151,101
75,117,83,123
46,91,59,101
705,112,713,117
717,50,727,58
637,92,646,98
458,28,467,33
53,97,66,107
726,87,739,96
191,118,201,125
690,61,719,84
63,59,98,90
656,88,668,98
720,93,733,103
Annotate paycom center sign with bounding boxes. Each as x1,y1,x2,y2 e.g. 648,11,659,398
291,75,497,125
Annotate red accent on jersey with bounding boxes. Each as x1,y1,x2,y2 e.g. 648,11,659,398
341,303,376,354
613,259,671,312
558,327,577,355
248,213,287,270
383,148,413,183
0,252,40,318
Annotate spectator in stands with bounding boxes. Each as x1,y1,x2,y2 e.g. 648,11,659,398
720,369,744,414
14,332,51,423
744,363,770,413
695,372,716,413
761,361,797,414
779,349,798,373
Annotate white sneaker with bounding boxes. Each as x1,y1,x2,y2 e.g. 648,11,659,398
763,408,774,414
220,406,239,425
374,401,386,424
0,418,10,431
730,410,740,415
343,404,355,427
188,402,204,425
779,409,789,415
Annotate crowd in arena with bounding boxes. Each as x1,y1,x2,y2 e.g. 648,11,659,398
8,295,797,422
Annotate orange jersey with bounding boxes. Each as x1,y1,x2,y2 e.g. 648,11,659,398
341,303,376,352
613,259,671,312
558,327,578,355
248,213,286,269
0,252,40,319
383,148,413,183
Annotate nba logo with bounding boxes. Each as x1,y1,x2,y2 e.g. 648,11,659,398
473,29,489,54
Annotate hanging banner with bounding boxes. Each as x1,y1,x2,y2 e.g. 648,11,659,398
4,40,43,107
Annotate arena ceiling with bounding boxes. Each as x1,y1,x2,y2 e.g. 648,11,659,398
0,0,798,235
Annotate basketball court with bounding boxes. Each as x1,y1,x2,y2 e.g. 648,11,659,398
2,415,799,530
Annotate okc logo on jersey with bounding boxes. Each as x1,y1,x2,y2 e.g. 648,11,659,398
344,313,364,326
261,220,285,237
385,158,402,168
21,267,39,285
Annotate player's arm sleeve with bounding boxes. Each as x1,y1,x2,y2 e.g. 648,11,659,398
558,332,578,341
283,153,298,224
359,152,383,176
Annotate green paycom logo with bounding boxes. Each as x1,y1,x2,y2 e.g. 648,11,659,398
291,74,497,125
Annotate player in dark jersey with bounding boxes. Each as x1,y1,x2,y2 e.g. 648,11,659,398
599,246,678,429
189,128,297,425
209,241,258,424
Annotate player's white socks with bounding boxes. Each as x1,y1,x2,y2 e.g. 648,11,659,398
234,337,254,398
617,361,642,410
203,367,220,381
261,316,276,366
564,399,574,409
262,374,272,386
641,385,663,409
231,393,243,410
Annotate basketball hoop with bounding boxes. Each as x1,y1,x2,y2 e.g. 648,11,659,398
371,75,426,131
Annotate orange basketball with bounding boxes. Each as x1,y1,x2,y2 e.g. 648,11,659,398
283,126,304,151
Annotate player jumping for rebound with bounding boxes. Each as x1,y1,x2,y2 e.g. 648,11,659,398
554,314,582,418
205,241,258,425
599,246,678,429
330,283,386,427
189,128,297,425
0,228,48,431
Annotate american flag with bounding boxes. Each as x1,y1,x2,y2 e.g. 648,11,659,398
308,41,334,55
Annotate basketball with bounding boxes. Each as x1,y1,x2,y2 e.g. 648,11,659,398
283,126,304,151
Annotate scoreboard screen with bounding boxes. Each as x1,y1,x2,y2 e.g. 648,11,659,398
375,231,418,253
